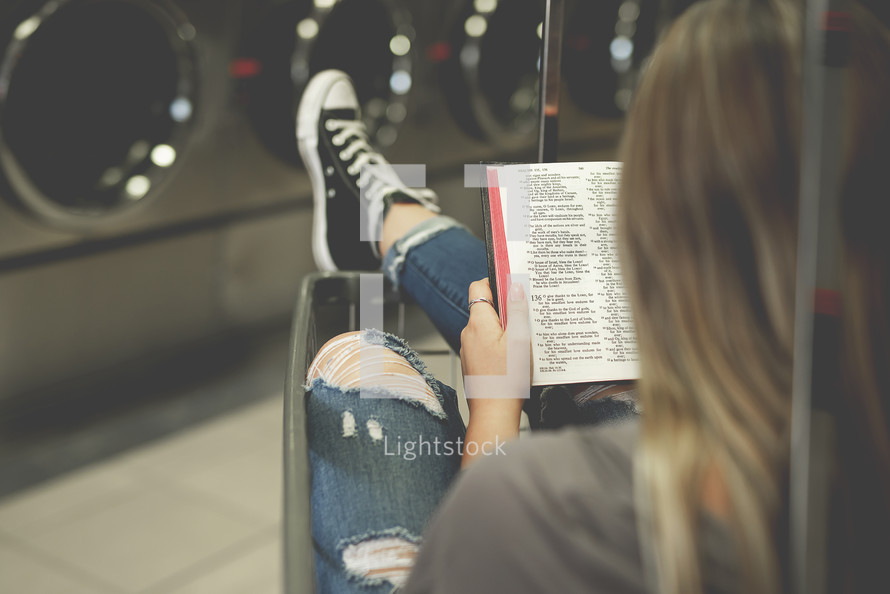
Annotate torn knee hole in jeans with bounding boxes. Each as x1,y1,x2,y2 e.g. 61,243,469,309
342,411,357,437
306,332,445,418
341,411,384,441
366,418,384,442
340,531,421,589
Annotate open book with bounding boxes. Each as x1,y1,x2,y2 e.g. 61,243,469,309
481,161,640,386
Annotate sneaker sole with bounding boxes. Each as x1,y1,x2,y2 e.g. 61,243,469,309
296,70,348,272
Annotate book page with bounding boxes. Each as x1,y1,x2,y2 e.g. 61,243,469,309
495,162,639,386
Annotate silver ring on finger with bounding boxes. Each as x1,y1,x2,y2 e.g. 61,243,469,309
468,297,495,311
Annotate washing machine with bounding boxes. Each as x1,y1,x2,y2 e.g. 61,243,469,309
1,0,200,257
0,0,302,406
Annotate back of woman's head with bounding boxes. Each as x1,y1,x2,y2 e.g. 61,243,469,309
616,0,890,591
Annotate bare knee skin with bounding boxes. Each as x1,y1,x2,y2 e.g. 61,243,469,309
341,534,420,588
306,331,441,415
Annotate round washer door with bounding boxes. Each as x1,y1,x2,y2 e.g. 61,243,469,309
439,0,544,151
238,0,416,166
564,0,687,117
0,0,198,229
563,0,627,119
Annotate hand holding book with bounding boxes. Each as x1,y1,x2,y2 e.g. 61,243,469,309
459,277,531,467
460,278,532,402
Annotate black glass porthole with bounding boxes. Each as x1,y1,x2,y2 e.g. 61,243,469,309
439,0,544,150
563,0,697,118
0,0,198,227
563,0,626,119
237,0,415,166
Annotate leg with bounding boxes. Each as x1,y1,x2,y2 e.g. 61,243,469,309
382,222,488,354
380,203,437,258
306,330,465,593
379,204,489,353
297,70,441,272
297,70,488,352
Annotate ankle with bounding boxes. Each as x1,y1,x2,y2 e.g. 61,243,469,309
379,203,439,258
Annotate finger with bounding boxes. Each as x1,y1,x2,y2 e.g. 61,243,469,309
505,282,532,385
467,278,493,301
467,279,499,324
505,282,530,342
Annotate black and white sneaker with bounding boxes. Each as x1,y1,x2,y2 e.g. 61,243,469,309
296,70,439,271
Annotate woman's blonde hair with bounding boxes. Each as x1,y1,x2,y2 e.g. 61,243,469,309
617,0,890,592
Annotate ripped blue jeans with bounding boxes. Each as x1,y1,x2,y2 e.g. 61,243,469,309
307,330,465,593
381,217,487,353
306,217,638,592
307,217,477,592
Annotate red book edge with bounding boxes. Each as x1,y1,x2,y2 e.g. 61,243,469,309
486,166,511,329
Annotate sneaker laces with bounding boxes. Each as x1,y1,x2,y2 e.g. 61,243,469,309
327,119,440,210
327,118,440,258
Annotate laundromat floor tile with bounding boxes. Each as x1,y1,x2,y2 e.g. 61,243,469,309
0,537,119,594
0,457,143,537
149,528,281,594
0,361,288,593
114,398,280,482
176,436,282,526
13,484,264,593
222,395,287,453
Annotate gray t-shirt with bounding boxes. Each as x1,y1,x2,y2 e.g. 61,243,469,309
402,420,739,594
